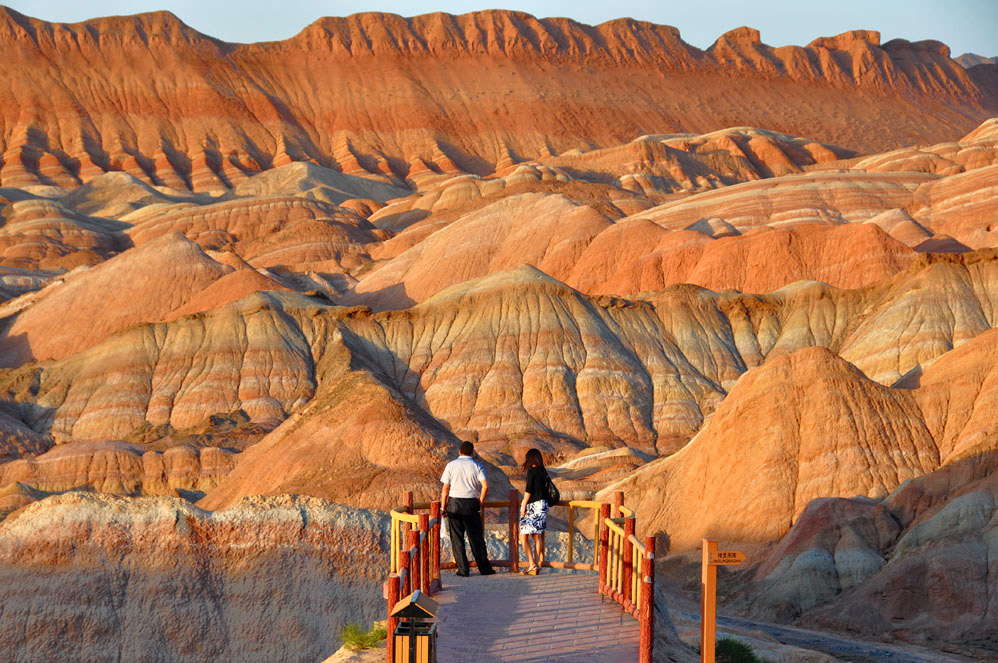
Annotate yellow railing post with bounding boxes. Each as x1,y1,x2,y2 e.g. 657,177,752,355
633,545,640,608
409,530,420,597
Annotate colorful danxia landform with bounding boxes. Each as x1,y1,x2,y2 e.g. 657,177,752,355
1,7,996,663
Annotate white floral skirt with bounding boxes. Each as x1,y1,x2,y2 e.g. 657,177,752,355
519,499,548,534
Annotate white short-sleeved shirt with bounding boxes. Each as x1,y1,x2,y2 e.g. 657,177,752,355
440,456,487,499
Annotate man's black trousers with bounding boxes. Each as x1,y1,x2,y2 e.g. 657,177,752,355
445,497,494,575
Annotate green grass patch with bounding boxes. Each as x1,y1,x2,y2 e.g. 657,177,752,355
340,621,388,650
716,637,763,663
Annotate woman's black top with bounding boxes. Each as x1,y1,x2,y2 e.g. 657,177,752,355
524,466,547,504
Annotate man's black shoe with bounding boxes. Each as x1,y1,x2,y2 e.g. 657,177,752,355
454,570,469,577
479,568,497,576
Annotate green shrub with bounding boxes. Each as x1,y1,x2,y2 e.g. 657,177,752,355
716,637,762,663
340,621,388,650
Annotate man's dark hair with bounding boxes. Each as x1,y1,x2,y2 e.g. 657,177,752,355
459,441,475,456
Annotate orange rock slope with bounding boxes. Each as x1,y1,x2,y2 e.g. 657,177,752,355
1,8,996,191
603,328,998,552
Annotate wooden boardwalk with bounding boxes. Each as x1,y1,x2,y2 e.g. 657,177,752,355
434,570,640,663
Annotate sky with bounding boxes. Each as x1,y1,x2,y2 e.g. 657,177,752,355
5,0,997,56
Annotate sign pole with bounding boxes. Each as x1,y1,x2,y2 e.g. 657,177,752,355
701,539,717,663
700,540,746,663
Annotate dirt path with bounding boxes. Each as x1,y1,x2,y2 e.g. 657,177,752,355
674,610,975,663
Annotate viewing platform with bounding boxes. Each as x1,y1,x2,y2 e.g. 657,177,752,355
384,490,654,663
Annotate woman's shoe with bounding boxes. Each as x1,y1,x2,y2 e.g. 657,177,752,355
526,566,539,576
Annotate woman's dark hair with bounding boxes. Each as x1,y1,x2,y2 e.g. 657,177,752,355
522,448,545,472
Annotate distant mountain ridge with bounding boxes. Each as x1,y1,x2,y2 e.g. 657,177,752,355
956,52,998,68
0,6,995,191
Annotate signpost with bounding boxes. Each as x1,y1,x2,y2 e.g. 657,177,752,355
700,539,745,663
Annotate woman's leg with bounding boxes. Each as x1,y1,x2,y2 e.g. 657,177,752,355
520,532,535,570
531,534,543,570
538,532,546,568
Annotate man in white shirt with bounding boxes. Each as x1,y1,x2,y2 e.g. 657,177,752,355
440,441,496,576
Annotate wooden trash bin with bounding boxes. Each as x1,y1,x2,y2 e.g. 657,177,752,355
393,622,437,663
391,589,438,663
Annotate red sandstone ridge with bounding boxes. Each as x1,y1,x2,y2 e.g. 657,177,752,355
0,8,994,190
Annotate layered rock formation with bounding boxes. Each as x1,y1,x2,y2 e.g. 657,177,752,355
0,233,237,364
0,440,234,500
198,322,514,511
604,326,998,553
0,11,996,660
727,449,998,655
3,252,994,457
347,120,998,307
604,347,938,550
0,197,125,270
0,493,390,663
0,8,994,192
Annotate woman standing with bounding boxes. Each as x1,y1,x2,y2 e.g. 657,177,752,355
519,448,550,575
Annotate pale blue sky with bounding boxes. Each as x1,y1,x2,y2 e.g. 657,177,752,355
5,1,996,56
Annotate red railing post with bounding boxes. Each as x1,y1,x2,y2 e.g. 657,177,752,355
598,503,610,593
622,516,635,608
419,514,429,595
509,489,520,573
399,546,410,597
612,490,623,518
386,573,400,663
430,501,441,593
640,535,655,663
401,491,413,555
409,530,420,596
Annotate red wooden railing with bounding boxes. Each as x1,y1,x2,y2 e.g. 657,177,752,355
384,493,444,662
384,489,653,663
599,493,656,662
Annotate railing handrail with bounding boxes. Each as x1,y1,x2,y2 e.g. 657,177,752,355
628,533,649,555
605,516,626,536
392,498,600,513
